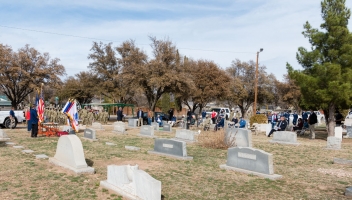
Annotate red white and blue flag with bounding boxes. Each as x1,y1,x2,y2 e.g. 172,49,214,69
36,92,45,123
62,99,79,132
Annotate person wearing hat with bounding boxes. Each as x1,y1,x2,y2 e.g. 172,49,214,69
30,104,39,137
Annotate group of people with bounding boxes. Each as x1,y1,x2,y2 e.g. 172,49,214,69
267,109,318,139
79,107,109,125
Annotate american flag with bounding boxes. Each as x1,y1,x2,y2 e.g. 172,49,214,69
36,92,45,123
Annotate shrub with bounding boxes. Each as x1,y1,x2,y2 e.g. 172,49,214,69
249,114,268,126
197,130,236,150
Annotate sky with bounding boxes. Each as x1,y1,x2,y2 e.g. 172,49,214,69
1,0,352,81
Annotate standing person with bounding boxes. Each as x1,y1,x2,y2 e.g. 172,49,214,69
293,111,298,125
30,105,38,137
267,112,272,124
168,108,174,121
137,108,143,126
335,111,343,126
268,116,288,137
308,109,318,139
271,113,277,129
117,107,123,122
187,109,192,122
25,107,31,132
211,110,217,124
229,108,235,121
9,107,15,129
201,110,207,119
147,110,153,125
302,111,308,121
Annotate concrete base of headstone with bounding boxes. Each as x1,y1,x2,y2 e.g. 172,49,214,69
148,150,193,160
100,165,161,200
13,146,24,149
36,154,49,159
345,186,352,197
333,158,352,165
326,136,342,150
219,164,282,180
49,135,94,174
125,146,140,151
269,131,300,146
22,149,34,153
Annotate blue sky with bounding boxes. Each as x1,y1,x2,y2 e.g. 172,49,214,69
1,0,352,81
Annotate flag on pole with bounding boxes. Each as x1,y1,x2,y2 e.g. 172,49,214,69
62,99,79,132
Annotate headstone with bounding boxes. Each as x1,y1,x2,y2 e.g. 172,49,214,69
0,130,10,141
162,121,168,127
326,136,342,150
139,125,155,138
174,129,197,142
100,165,161,200
113,124,126,134
5,142,15,145
266,124,272,136
22,149,34,153
13,146,24,149
148,139,193,160
220,147,282,180
226,128,252,147
49,135,94,174
106,142,116,146
345,119,352,126
269,131,299,146
125,146,140,151
128,119,138,128
92,122,104,130
62,125,75,134
333,158,352,165
83,128,97,141
163,123,172,132
346,126,352,138
36,154,49,159
345,186,352,197
151,122,159,131
335,127,343,139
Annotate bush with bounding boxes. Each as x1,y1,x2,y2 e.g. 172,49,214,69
197,130,236,150
249,114,268,126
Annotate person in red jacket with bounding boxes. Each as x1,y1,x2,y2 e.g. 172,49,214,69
25,107,32,132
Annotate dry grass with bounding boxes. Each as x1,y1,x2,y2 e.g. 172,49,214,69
1,123,352,199
197,130,236,149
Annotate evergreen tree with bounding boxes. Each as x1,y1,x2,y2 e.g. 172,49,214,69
287,0,352,136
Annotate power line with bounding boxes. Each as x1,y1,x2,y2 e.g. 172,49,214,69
0,25,255,54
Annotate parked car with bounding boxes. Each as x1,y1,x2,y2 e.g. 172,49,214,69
0,110,25,128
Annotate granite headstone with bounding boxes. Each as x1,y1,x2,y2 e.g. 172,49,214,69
139,125,154,137
128,118,138,128
269,131,299,146
84,128,97,140
148,138,193,160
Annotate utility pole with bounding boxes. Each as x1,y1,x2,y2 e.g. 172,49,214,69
253,48,263,114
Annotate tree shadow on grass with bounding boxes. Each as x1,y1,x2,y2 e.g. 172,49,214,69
85,158,94,167
0,141,6,147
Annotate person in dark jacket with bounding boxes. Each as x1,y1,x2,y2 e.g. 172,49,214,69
308,109,318,139
117,107,123,121
30,105,39,137
268,116,288,137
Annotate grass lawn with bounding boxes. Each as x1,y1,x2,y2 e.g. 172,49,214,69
1,122,352,199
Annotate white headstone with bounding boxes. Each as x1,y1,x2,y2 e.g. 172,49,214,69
269,131,299,146
139,125,154,137
100,165,161,200
125,146,140,151
0,130,10,140
128,119,138,127
151,122,159,131
266,124,272,136
335,127,343,139
174,129,196,142
345,119,352,126
106,142,116,146
113,124,126,134
49,135,94,174
92,122,104,130
13,146,24,149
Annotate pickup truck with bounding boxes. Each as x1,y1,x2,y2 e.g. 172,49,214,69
0,110,25,128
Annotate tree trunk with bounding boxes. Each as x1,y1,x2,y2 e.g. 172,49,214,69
327,103,335,137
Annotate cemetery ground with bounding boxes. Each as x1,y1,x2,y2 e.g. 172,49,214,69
1,124,352,199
